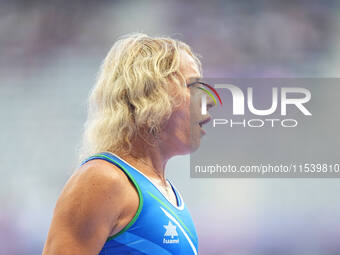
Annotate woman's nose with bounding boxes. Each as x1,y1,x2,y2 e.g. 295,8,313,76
206,95,216,110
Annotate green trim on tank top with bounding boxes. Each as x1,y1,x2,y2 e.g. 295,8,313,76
89,153,144,241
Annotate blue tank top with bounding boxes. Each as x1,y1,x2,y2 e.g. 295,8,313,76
80,152,199,255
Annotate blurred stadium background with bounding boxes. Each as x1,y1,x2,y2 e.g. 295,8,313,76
1,0,340,254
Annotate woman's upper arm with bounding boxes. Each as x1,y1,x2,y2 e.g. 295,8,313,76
42,160,127,255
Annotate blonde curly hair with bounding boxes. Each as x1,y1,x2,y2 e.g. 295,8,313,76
79,33,201,161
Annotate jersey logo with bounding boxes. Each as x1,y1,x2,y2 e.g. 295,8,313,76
163,221,179,244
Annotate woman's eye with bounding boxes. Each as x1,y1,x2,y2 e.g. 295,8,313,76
189,85,199,91
194,84,204,90
190,83,201,89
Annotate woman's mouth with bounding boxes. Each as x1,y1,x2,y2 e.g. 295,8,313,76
198,116,212,134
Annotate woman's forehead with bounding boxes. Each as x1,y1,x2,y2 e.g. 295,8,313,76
180,51,201,80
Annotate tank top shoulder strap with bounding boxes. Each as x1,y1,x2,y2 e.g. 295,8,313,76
80,152,149,184
80,152,184,210
82,151,129,172
80,152,145,240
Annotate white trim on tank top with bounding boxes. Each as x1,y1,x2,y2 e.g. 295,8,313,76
104,151,185,210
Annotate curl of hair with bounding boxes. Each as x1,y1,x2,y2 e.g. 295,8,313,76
78,33,201,161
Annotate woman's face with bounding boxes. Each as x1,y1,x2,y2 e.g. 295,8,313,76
161,50,213,156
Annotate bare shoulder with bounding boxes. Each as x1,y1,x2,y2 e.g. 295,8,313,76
43,159,137,254
67,159,130,194
56,159,132,219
